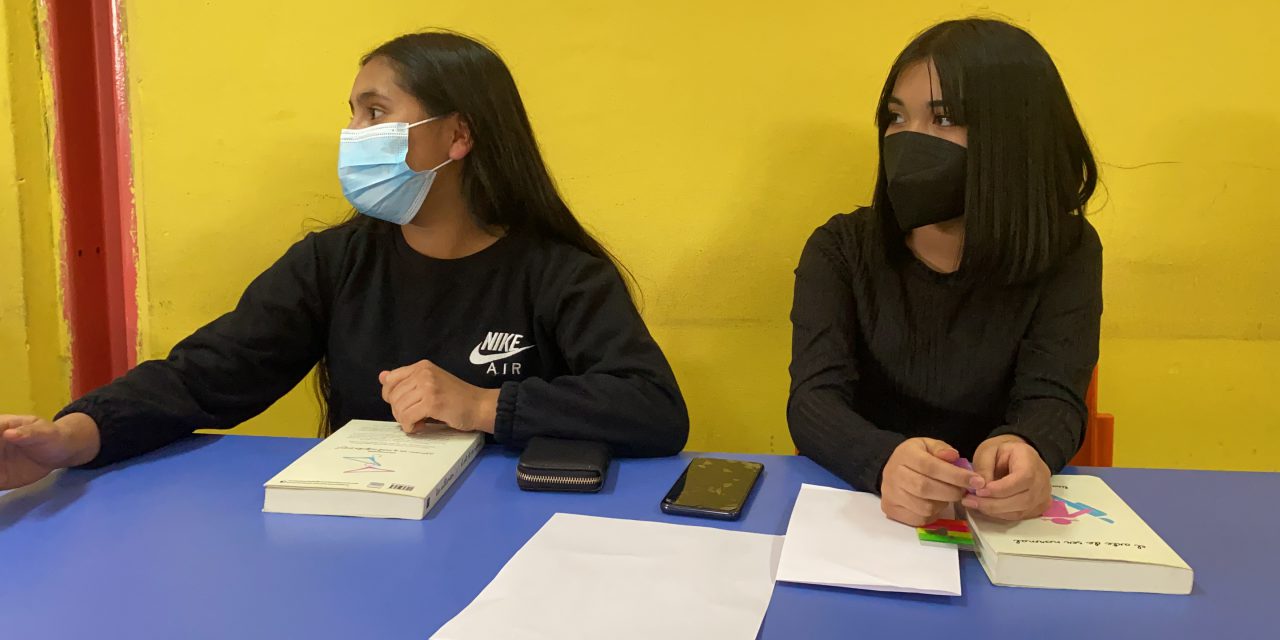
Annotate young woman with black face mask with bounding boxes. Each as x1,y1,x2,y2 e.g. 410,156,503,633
787,18,1102,526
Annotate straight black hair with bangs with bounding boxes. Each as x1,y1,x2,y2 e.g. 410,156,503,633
871,18,1097,284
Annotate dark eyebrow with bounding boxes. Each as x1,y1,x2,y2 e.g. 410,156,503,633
348,90,388,110
888,96,954,112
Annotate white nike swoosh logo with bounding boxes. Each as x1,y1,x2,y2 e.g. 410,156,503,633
469,343,536,365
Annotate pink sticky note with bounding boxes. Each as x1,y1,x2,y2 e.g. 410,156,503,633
954,457,976,494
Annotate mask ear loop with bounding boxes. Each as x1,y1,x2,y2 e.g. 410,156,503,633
408,115,455,173
407,115,443,129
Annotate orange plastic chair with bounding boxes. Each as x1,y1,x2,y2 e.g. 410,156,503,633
1069,367,1115,467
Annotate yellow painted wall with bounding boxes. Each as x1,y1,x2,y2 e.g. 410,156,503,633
0,1,69,418
121,1,1279,471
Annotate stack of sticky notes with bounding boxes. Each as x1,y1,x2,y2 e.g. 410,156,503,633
917,518,972,546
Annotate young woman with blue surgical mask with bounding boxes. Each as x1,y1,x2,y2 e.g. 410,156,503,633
0,31,688,489
788,18,1102,526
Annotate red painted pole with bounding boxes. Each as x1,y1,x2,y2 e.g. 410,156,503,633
45,0,137,396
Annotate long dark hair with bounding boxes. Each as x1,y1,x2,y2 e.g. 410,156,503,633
316,30,633,435
871,18,1097,284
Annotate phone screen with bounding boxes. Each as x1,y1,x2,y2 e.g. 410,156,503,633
663,458,763,515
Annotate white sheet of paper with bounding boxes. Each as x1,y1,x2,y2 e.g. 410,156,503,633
775,484,961,596
432,513,784,640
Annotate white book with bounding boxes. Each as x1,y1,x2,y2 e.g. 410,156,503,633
967,474,1193,595
263,420,483,520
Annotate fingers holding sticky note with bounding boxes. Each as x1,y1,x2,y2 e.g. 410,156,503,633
953,457,980,494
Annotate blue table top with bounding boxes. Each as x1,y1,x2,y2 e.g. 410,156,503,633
1,434,1274,639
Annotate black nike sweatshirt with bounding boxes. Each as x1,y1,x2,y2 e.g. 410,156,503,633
788,208,1102,492
59,221,689,466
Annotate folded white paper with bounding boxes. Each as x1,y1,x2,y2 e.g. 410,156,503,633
432,513,784,640
776,484,961,596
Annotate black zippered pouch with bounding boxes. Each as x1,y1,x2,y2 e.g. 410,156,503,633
516,437,611,493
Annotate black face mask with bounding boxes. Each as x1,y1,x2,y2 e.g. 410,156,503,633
882,131,967,231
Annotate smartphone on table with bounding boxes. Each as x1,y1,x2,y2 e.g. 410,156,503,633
660,457,764,521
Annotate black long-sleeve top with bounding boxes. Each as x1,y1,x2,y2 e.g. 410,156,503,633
60,222,689,466
787,208,1102,492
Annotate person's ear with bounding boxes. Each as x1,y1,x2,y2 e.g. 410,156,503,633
447,115,474,161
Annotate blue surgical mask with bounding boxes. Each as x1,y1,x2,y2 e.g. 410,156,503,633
338,116,452,225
